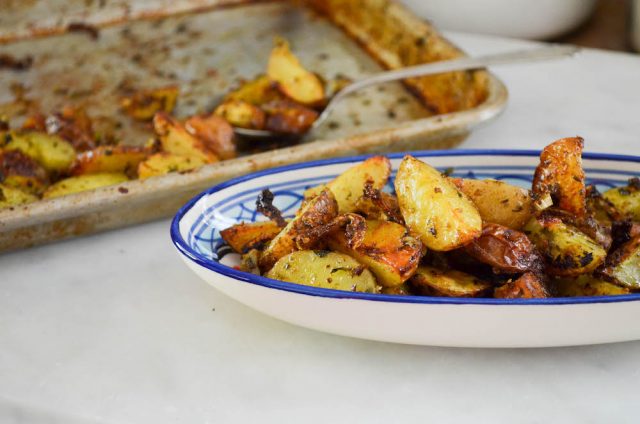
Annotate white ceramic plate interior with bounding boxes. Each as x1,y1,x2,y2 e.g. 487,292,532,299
171,150,640,348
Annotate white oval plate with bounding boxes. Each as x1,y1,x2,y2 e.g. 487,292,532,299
171,150,640,348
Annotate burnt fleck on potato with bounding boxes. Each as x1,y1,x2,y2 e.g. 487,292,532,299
599,236,640,289
119,85,179,121
524,214,606,277
532,137,586,217
221,221,284,254
0,149,49,194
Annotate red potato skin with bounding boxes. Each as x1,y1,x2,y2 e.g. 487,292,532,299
494,273,549,299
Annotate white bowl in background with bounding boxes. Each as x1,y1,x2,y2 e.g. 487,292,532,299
402,0,597,40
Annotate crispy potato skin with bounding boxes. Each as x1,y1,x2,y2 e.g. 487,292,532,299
599,236,640,289
494,273,549,299
603,179,640,221
410,266,492,297
70,145,148,177
137,152,206,179
153,112,219,164
221,221,283,254
524,214,606,277
266,250,378,293
0,149,49,194
532,137,586,217
328,219,422,287
119,85,179,121
554,275,630,297
450,178,533,229
44,106,96,151
259,189,338,271
184,114,236,160
395,155,481,251
43,172,128,199
309,156,391,213
464,223,542,274
214,100,266,130
545,208,612,251
262,100,319,135
267,38,325,106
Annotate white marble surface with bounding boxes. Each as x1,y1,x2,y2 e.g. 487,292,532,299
1,32,640,424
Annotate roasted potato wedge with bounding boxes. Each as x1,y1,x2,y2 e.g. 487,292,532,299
259,189,338,270
223,75,283,105
43,172,129,199
153,112,219,164
464,223,542,274
524,214,606,277
267,38,325,106
532,137,586,217
184,114,236,160
239,249,261,275
221,221,284,254
0,183,38,207
5,131,76,173
451,178,533,229
600,236,640,289
262,100,319,135
354,190,403,224
71,146,148,177
395,155,482,251
137,152,207,179
554,275,630,297
214,100,266,130
0,149,49,194
328,219,422,287
602,178,640,221
381,283,413,296
266,250,378,293
494,273,549,299
306,156,391,213
45,106,96,151
410,266,492,297
119,85,179,121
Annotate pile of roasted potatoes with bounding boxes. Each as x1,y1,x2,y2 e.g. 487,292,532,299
221,137,640,299
0,37,328,209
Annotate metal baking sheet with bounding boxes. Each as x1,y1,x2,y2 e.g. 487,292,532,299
0,0,507,252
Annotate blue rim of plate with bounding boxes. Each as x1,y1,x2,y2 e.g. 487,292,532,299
171,149,640,306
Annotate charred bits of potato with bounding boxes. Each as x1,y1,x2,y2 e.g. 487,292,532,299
184,114,236,160
602,178,640,221
259,189,338,271
494,273,549,299
410,266,492,297
266,250,378,293
306,156,391,213
0,149,49,194
395,155,481,251
532,137,586,217
464,223,542,274
554,275,630,297
451,178,533,229
120,86,179,121
599,236,640,289
267,38,325,106
153,112,219,164
328,219,422,287
44,106,96,152
71,145,148,177
524,214,606,277
221,221,284,254
262,100,319,135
